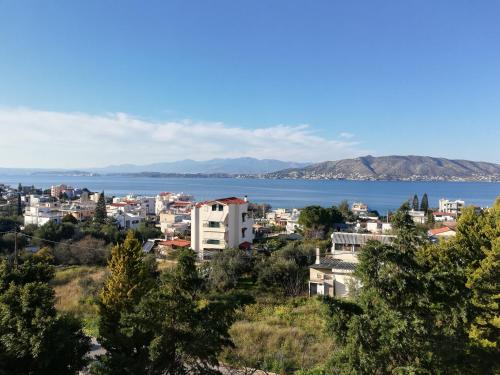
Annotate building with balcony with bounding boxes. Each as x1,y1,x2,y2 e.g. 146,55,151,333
438,199,465,215
24,195,62,226
190,196,254,259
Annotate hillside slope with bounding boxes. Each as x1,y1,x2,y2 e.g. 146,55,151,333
265,155,500,181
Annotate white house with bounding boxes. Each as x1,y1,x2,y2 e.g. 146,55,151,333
107,202,146,229
190,196,254,259
439,199,465,215
409,210,427,224
24,195,62,226
433,211,457,222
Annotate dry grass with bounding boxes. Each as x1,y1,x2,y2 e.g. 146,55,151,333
221,297,334,374
51,266,107,335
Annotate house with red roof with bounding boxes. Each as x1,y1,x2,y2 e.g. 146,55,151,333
191,196,254,259
428,226,456,239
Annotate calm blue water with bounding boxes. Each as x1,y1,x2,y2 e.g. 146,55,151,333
1,175,498,212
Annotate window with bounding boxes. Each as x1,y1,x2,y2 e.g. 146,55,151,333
242,212,247,222
208,221,220,228
218,204,223,211
206,239,220,245
242,227,247,238
211,204,217,211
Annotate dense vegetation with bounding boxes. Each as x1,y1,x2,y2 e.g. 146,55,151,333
0,196,498,374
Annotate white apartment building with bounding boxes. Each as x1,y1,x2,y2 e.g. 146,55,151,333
155,192,194,215
439,199,465,215
107,202,146,229
191,197,254,259
24,195,62,226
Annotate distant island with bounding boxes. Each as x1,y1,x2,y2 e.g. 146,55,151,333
264,155,500,182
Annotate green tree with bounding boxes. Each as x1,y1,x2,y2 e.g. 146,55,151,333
412,194,419,211
298,206,344,239
326,203,434,374
120,249,248,374
257,241,316,296
62,213,79,224
94,192,107,224
95,231,155,373
338,200,354,222
134,222,162,241
465,198,500,351
207,248,251,291
420,193,429,212
32,221,76,246
16,193,22,217
0,258,90,374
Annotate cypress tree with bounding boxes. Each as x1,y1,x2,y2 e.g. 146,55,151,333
412,194,419,211
421,193,429,212
16,193,22,216
94,191,107,224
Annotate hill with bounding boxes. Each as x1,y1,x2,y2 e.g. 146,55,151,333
265,155,500,181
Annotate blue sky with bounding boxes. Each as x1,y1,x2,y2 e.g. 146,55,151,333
0,0,499,167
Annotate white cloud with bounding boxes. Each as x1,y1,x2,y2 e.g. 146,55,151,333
339,132,355,139
0,107,368,168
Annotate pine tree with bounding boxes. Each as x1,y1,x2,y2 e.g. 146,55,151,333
412,194,419,211
124,249,247,374
96,231,155,373
94,191,107,224
420,193,429,212
0,258,90,374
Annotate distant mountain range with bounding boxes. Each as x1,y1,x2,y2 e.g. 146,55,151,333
1,156,499,182
0,158,309,176
265,155,500,182
89,158,309,175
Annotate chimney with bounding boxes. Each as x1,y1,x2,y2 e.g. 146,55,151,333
315,247,321,265
243,195,248,202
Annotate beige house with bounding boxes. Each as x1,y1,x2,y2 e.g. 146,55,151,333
190,196,254,259
428,226,456,239
309,248,358,298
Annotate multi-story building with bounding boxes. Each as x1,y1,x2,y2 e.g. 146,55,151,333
190,196,254,259
59,200,96,221
24,195,62,226
50,184,74,198
439,199,465,215
106,201,146,229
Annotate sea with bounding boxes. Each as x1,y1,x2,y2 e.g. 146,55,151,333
1,174,499,213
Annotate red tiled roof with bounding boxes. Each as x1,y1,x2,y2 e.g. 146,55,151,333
218,197,247,205
159,192,172,196
195,197,247,207
171,201,191,206
429,227,454,235
159,239,190,248
110,202,128,207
